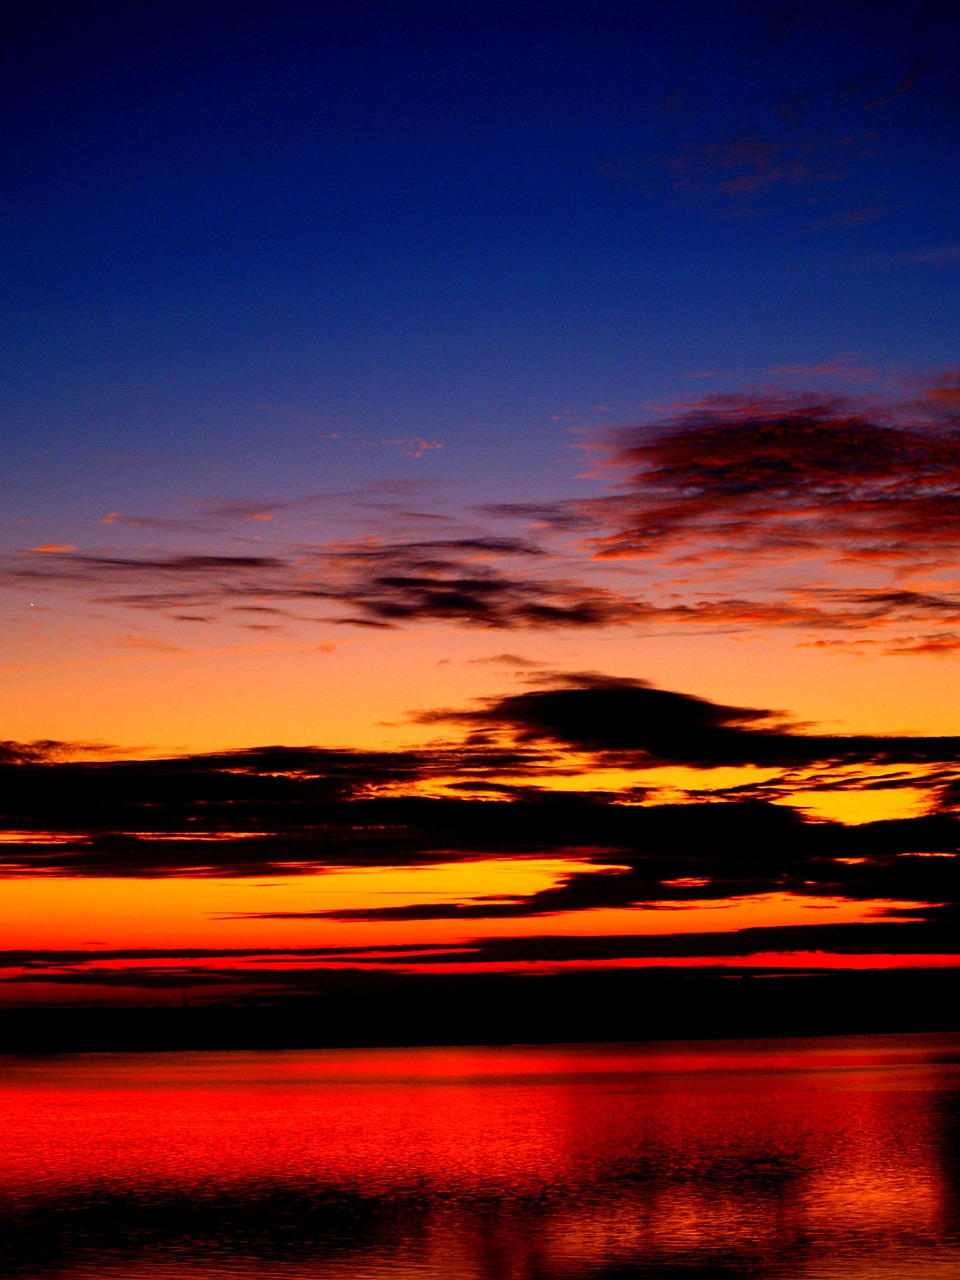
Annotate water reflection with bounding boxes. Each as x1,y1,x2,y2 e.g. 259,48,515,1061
2,1035,959,1278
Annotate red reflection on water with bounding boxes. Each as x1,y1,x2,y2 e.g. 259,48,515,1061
2,1036,959,1278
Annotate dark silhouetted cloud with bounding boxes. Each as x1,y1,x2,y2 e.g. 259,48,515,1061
0,739,119,765
4,901,960,1000
2,672,959,950
426,672,960,770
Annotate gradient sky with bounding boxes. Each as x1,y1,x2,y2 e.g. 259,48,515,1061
2,0,959,1006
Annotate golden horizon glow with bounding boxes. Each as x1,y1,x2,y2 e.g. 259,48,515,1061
0,861,932,952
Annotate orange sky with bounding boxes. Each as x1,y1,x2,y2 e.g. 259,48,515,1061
4,393,960,1005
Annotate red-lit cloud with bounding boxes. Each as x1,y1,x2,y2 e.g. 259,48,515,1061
586,392,960,567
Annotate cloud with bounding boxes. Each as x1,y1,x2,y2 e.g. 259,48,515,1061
0,739,117,765
6,902,960,980
858,243,960,268
1,537,642,631
803,204,892,232
316,539,640,629
5,745,959,921
425,672,960,771
17,524,960,643
659,133,853,201
204,498,291,521
880,633,960,657
588,392,960,570
478,383,960,651
7,384,960,653
476,501,598,532
468,653,543,668
383,437,442,458
2,682,959,990
426,908,960,964
761,355,879,382
0,739,586,876
110,633,184,653
861,59,929,112
228,798,960,926
2,675,959,907
923,369,960,408
94,496,312,533
14,551,284,580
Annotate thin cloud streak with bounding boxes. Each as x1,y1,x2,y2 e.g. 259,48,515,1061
2,537,642,631
3,910,960,999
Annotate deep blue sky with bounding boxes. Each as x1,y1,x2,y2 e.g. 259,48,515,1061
3,0,959,540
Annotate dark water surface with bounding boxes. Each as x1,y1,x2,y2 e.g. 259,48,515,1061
3,1034,960,1279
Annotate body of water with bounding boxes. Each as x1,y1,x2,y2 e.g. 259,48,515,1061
2,1033,960,1278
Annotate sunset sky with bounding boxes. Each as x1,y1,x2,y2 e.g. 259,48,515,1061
2,0,959,1010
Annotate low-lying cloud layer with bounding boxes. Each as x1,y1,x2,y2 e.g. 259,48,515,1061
3,673,959,995
2,677,958,940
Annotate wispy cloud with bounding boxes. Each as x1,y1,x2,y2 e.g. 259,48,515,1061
2,537,642,631
761,355,880,382
855,243,960,269
378,437,443,458
109,633,185,653
7,382,960,652
661,133,853,197
0,739,120,765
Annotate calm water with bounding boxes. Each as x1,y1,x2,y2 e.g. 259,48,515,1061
2,1034,960,1279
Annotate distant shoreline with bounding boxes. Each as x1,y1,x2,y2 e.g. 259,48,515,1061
4,966,960,1055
